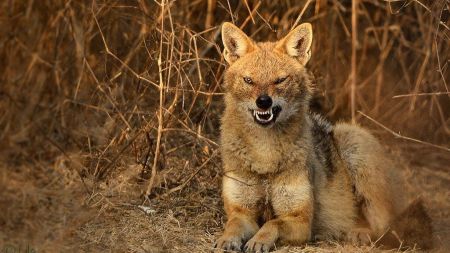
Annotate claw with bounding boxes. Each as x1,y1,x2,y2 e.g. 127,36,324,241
244,239,273,253
214,235,244,252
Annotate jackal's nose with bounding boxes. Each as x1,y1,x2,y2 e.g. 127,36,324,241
256,94,273,110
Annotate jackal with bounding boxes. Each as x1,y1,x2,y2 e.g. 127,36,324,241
214,22,432,252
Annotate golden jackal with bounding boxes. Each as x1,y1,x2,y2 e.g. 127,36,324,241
215,22,432,252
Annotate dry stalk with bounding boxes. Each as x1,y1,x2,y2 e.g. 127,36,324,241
292,0,313,29
351,0,358,123
146,0,166,197
358,111,450,152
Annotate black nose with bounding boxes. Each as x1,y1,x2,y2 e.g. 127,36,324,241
256,95,273,110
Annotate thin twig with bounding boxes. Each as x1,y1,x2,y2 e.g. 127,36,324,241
393,92,450,98
146,0,166,196
154,150,219,199
243,0,255,24
350,0,359,123
292,0,313,29
358,111,450,152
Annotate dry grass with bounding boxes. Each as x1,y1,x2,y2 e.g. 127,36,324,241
0,0,449,252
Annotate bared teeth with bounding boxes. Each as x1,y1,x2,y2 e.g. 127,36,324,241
255,110,270,115
253,109,273,122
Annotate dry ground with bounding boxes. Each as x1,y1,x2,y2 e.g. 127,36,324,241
1,137,449,253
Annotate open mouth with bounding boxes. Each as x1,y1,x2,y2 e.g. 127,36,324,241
250,105,282,126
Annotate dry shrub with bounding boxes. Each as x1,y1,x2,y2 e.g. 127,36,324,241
0,0,449,252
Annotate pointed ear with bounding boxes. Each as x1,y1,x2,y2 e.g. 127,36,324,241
275,23,313,65
221,22,255,64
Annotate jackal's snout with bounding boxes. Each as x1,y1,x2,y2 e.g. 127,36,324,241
250,94,282,127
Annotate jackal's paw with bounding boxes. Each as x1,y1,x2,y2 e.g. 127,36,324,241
244,237,275,253
214,234,244,252
346,228,372,246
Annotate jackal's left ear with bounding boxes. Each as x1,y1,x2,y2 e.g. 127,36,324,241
222,22,255,64
275,23,313,65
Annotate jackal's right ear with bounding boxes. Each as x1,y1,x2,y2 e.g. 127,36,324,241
221,22,255,64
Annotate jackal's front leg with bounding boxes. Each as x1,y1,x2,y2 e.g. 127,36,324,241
215,205,259,251
244,209,313,252
245,174,314,252
215,174,262,251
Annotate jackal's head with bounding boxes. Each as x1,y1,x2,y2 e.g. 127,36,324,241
221,22,314,127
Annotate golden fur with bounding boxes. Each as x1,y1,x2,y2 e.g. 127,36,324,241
215,22,432,252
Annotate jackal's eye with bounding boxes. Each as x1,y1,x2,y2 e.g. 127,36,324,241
274,76,288,85
243,77,253,85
